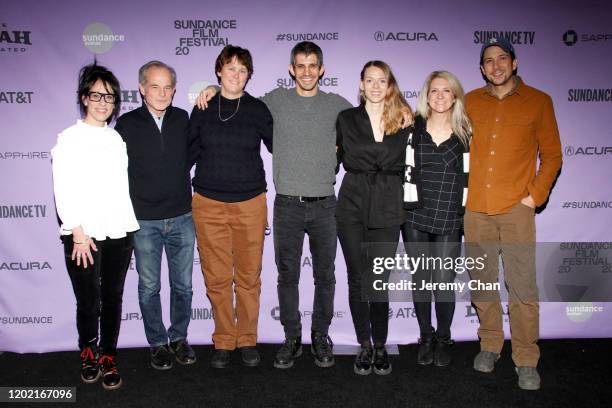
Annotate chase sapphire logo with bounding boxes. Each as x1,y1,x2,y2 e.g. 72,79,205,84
563,30,578,46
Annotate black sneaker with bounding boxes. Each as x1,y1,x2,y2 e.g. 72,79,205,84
274,337,302,369
170,339,197,365
210,349,231,369
417,336,435,366
373,346,392,375
150,345,173,370
434,338,454,367
239,346,261,367
98,355,122,390
311,331,334,368
80,346,100,384
353,343,373,375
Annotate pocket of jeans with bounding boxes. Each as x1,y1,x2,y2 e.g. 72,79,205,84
320,197,337,209
274,195,293,207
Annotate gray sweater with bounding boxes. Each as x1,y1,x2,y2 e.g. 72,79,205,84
261,87,352,197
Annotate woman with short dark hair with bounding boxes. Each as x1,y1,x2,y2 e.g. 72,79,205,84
190,45,273,369
51,63,138,390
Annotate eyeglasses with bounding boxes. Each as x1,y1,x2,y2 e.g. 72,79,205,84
87,91,117,103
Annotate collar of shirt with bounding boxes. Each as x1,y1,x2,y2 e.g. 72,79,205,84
484,75,523,99
148,109,166,131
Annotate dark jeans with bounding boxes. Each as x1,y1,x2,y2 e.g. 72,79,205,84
63,234,134,355
401,225,461,340
274,195,337,339
338,223,399,346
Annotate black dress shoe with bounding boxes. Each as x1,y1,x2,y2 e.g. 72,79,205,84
274,337,302,369
210,349,231,368
417,336,435,366
311,331,335,368
373,346,392,375
98,355,122,390
434,338,454,367
353,343,373,375
239,347,261,367
170,339,197,365
80,346,100,384
150,345,173,370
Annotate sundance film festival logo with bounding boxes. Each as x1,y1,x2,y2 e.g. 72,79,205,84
0,204,47,219
563,29,612,46
374,31,438,42
174,19,237,56
276,77,339,88
82,22,125,54
568,88,612,102
473,30,535,45
564,146,612,157
0,23,31,53
0,91,33,104
0,261,52,271
276,32,339,42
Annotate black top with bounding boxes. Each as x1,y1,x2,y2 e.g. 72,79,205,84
336,105,408,228
404,118,465,234
115,104,192,220
189,92,273,203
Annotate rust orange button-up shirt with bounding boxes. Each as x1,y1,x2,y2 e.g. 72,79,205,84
465,77,562,215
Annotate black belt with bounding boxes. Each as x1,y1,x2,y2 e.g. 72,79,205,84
277,194,332,202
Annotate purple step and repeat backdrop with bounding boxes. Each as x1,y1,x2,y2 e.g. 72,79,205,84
1,0,611,353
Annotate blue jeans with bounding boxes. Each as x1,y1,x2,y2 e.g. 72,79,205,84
273,195,337,339
134,212,195,347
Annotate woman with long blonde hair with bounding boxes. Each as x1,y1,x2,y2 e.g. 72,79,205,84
336,60,412,375
402,70,471,367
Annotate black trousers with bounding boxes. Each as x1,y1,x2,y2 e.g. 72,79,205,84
401,225,461,340
63,234,133,355
338,222,399,346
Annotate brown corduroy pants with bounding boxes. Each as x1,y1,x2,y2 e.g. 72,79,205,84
192,192,267,350
464,202,540,367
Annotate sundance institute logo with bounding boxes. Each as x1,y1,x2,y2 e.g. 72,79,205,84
565,302,603,322
82,22,125,54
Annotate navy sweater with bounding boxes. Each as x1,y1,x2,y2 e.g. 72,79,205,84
115,104,193,220
189,92,273,202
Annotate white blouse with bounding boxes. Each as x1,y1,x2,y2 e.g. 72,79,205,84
51,120,139,240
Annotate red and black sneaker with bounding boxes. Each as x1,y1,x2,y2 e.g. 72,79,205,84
98,355,122,390
80,346,100,384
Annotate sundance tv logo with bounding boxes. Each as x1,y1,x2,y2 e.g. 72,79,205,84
563,29,612,46
0,204,47,219
473,30,535,45
374,31,438,42
0,22,31,53
567,88,612,102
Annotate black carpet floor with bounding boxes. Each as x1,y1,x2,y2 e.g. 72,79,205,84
1,339,611,408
